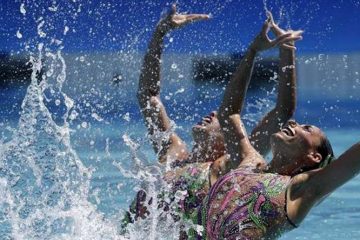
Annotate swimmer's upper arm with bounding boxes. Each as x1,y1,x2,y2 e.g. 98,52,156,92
218,113,264,170
288,142,360,224
137,93,188,163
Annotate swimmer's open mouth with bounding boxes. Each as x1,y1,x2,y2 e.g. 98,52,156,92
281,127,295,136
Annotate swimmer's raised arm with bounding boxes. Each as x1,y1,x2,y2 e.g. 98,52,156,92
286,142,360,225
218,18,301,171
137,4,209,163
250,12,303,156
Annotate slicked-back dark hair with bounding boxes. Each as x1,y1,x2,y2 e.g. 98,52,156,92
298,134,334,174
317,134,335,168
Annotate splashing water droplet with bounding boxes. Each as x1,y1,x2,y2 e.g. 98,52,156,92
69,110,78,120
81,122,88,128
16,30,23,39
171,63,177,69
48,5,58,12
20,3,26,15
37,20,47,38
64,26,69,35
91,112,103,122
123,112,131,121
174,88,185,95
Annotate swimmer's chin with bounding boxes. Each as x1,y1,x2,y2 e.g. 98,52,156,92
270,132,283,145
192,124,208,137
272,131,292,141
270,132,292,150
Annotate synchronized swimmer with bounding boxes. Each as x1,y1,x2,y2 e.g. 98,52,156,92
123,4,360,240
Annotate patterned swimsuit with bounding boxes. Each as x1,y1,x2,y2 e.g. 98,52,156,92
195,167,295,240
122,161,212,232
166,162,212,221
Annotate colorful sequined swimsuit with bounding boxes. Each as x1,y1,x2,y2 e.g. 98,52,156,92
195,166,295,240
166,161,212,220
121,161,212,232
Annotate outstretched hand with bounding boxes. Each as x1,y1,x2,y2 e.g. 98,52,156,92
250,15,302,52
267,11,303,50
156,4,210,34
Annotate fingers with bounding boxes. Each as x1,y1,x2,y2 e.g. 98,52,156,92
291,30,304,37
170,3,210,22
270,23,284,36
261,18,271,35
185,14,211,22
272,32,292,44
171,3,177,15
281,44,297,50
275,35,303,47
275,30,303,50
267,13,287,38
266,10,275,25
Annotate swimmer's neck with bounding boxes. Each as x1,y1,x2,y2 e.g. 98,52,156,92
266,154,299,176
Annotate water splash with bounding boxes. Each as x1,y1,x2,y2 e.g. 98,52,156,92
112,134,183,240
0,7,122,237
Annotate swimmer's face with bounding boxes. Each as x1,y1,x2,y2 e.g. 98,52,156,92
270,120,324,173
192,111,225,151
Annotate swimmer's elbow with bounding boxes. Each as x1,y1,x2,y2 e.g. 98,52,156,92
137,90,159,106
218,112,240,128
136,89,144,102
218,105,237,123
136,88,148,101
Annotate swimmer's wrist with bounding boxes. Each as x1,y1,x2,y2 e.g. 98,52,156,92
154,25,169,37
250,47,257,55
279,42,296,51
248,45,259,55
